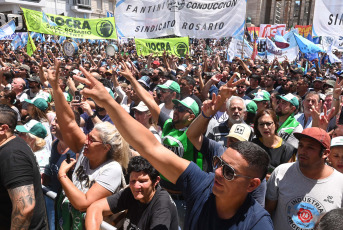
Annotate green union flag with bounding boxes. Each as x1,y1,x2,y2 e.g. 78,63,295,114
26,33,36,57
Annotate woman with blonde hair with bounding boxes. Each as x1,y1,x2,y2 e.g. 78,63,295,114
16,119,49,174
47,60,129,229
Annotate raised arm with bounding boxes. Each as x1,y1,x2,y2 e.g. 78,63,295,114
8,184,36,229
74,67,190,184
47,59,85,153
119,62,161,123
85,198,113,230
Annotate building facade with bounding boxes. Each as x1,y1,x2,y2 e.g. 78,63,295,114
247,0,316,27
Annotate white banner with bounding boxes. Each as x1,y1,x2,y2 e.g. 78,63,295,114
115,0,246,38
259,24,286,38
265,29,299,62
313,0,343,37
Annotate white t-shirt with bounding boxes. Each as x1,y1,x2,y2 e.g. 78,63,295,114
159,103,174,119
267,162,343,230
72,151,122,194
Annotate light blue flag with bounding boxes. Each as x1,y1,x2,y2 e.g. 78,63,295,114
11,34,22,50
293,32,324,54
42,11,57,27
41,34,45,42
58,36,66,44
0,20,16,40
21,33,28,45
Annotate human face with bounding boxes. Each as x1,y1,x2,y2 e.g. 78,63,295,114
264,77,274,88
180,80,192,97
83,129,105,157
276,99,294,117
313,81,323,90
134,110,150,127
159,89,173,103
257,114,275,138
303,95,319,114
298,138,325,169
255,101,268,112
212,148,254,198
329,147,343,174
236,84,246,95
324,95,333,109
0,92,6,105
332,125,343,138
172,104,192,126
11,78,24,92
129,171,157,204
228,99,245,124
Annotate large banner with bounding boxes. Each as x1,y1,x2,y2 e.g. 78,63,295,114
135,37,189,57
259,24,286,38
313,0,343,37
294,25,312,38
116,0,246,38
22,8,117,39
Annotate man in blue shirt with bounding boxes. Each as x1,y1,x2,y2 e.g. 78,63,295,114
75,63,274,230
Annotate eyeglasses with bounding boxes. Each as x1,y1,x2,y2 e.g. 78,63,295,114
87,134,102,145
173,105,192,114
161,89,171,93
236,85,245,89
212,156,253,181
258,121,274,127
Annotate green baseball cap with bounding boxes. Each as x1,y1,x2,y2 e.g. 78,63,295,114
16,120,47,139
277,93,299,109
157,80,180,94
253,90,270,102
25,97,48,111
246,100,257,114
172,97,199,116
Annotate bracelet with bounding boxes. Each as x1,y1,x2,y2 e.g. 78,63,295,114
201,111,213,119
59,174,67,180
333,97,339,101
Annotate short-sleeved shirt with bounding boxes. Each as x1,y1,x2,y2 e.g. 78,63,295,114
107,186,178,230
0,137,48,229
81,112,114,135
266,162,343,230
175,162,273,230
72,151,122,194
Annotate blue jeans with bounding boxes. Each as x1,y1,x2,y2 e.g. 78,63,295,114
45,196,55,230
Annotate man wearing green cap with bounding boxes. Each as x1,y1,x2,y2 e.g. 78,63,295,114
276,93,303,149
253,90,270,113
119,63,202,227
157,80,180,118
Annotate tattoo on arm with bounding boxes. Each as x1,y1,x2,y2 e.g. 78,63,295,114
8,184,36,229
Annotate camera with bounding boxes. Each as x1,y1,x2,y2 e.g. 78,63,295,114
74,90,81,102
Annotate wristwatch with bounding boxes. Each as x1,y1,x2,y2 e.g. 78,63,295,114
90,112,97,118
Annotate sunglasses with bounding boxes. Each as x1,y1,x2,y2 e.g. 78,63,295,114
87,134,102,145
173,105,192,114
258,121,274,127
212,156,253,181
236,85,245,88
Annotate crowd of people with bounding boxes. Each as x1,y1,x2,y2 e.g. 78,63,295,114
0,36,343,230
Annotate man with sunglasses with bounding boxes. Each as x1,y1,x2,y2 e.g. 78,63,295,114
77,66,273,230
0,105,48,229
157,80,180,118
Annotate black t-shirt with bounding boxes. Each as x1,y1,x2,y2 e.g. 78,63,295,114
252,137,296,173
107,186,178,230
0,137,48,229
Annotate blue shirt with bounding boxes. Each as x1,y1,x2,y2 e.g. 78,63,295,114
176,162,273,230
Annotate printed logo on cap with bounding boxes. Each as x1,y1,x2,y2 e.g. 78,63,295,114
234,125,245,135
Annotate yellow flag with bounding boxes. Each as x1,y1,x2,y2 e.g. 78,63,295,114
26,33,36,57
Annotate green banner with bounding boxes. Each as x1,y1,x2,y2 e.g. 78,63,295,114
135,37,189,57
22,8,117,40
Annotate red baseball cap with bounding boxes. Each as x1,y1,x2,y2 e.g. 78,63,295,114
152,60,160,66
294,127,331,150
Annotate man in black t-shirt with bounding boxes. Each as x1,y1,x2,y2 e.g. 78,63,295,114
85,156,178,230
0,105,48,229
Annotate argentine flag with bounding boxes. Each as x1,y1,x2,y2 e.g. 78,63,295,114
0,20,16,40
11,35,23,50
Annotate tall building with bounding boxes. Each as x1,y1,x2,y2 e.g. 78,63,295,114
247,0,316,27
